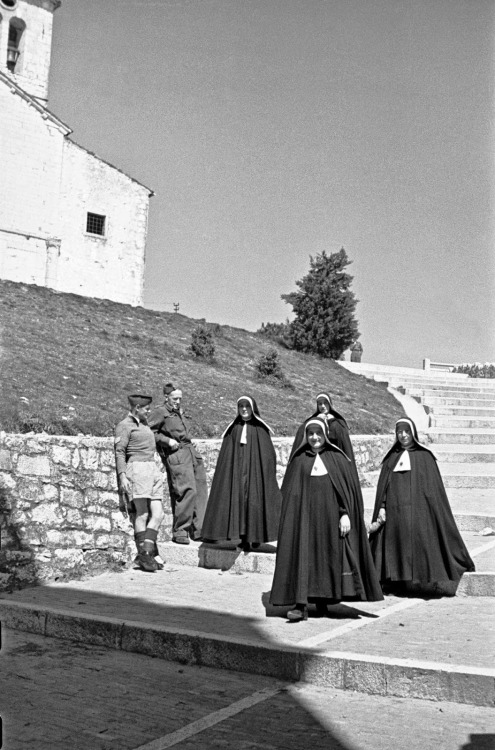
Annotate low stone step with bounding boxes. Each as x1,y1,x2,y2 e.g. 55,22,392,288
162,534,495,592
428,428,495,445
361,467,495,490
1,569,494,706
424,397,495,408
430,416,495,429
412,389,495,400
430,407,495,418
430,444,495,463
438,464,495,489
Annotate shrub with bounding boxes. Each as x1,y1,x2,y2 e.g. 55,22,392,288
453,363,495,379
189,325,215,360
255,349,294,389
257,320,294,349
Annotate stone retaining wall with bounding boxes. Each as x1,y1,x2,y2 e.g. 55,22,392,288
0,432,394,591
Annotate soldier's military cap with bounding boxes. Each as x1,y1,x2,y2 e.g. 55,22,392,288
128,394,153,408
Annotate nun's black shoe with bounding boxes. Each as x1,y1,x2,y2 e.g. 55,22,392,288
287,604,308,621
251,543,260,549
315,600,328,617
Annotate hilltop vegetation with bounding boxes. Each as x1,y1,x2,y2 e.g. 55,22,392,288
0,281,403,437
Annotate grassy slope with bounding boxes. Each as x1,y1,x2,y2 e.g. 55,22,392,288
0,280,404,437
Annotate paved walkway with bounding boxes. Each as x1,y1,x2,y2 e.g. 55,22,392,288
2,629,495,750
1,529,494,709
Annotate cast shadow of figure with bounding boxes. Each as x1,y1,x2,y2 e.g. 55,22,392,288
1,584,358,750
0,486,40,593
262,590,380,621
459,736,495,750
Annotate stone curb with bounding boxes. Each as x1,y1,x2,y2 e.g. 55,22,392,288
162,544,495,595
1,600,494,707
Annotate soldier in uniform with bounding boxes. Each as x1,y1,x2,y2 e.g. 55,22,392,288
114,394,165,572
149,383,208,544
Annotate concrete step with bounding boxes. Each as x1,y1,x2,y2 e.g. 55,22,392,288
363,467,495,490
429,444,495,463
430,415,495,429
395,382,495,394
424,397,495,408
430,406,495,418
361,486,495,531
438,464,495,489
428,428,495,445
413,389,495,400
1,561,494,707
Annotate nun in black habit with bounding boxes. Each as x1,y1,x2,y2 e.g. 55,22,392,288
270,418,383,621
290,391,364,516
202,396,282,551
289,392,354,462
370,418,475,596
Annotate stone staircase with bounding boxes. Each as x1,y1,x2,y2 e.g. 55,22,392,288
339,361,495,497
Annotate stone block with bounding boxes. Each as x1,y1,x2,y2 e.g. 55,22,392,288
0,601,47,634
299,652,346,689
100,450,116,470
17,455,51,476
65,509,82,526
0,471,16,491
46,529,93,548
45,611,122,650
0,449,12,470
30,502,62,526
60,487,84,508
18,526,45,546
80,448,98,470
83,515,111,533
71,450,80,469
53,548,85,566
42,483,59,501
51,445,72,466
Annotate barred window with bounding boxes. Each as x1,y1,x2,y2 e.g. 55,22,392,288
86,212,106,236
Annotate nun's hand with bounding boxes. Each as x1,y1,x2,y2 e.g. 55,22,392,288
339,514,351,536
377,508,386,525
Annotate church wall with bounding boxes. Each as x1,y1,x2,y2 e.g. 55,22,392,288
57,141,149,306
0,83,65,283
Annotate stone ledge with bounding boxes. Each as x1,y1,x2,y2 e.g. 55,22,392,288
1,600,493,707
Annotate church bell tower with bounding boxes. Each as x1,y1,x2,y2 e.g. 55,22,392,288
0,0,61,104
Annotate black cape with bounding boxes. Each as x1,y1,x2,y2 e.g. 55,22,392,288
270,438,383,606
202,414,282,544
370,442,475,592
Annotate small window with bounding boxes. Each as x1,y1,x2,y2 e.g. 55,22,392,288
1,1,18,10
86,212,106,236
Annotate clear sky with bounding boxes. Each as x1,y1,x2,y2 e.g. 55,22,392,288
48,0,494,367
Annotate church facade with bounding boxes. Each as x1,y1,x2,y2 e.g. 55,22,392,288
0,0,152,306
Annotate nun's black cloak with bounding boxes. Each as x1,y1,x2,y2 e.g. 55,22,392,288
370,419,475,593
270,422,383,606
202,397,282,544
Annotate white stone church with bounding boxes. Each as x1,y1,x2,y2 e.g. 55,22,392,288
0,0,152,306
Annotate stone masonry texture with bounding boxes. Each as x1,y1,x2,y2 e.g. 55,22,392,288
0,432,393,592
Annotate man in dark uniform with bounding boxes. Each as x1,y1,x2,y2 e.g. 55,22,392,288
114,394,165,572
148,383,208,545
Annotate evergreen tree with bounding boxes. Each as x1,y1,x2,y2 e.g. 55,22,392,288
282,247,360,359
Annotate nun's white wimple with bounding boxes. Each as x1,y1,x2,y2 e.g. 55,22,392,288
237,396,254,410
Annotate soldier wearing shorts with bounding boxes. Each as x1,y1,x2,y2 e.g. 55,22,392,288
114,394,165,572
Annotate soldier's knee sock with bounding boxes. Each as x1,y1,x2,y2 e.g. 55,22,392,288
135,531,146,553
142,528,158,554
